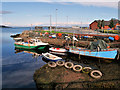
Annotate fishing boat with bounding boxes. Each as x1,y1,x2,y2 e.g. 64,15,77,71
69,40,118,60
49,47,67,53
14,38,49,50
42,53,62,62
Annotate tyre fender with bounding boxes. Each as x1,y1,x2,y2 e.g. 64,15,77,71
64,62,74,69
90,70,102,79
73,65,83,72
56,60,65,66
48,61,57,68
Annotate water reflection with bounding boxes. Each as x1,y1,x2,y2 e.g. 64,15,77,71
14,47,48,58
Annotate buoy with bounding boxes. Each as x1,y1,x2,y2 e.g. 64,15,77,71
109,37,114,41
115,35,119,40
56,60,65,66
48,61,57,68
90,70,102,79
45,32,49,34
73,65,82,72
82,67,92,74
64,62,74,69
58,33,62,36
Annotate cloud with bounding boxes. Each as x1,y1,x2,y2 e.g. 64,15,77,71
2,0,119,9
39,21,90,26
78,2,118,9
2,22,12,26
0,11,13,14
2,0,120,2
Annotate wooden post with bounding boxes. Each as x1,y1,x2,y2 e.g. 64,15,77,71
79,50,81,59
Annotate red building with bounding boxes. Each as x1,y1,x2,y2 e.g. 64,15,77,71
89,21,98,30
89,19,120,30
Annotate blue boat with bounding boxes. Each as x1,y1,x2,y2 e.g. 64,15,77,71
69,40,118,60
42,53,63,62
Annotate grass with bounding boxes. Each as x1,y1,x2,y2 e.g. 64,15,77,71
34,30,71,34
99,29,120,34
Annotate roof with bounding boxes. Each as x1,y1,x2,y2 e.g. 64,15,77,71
91,19,120,26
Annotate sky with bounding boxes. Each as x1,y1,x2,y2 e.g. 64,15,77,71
1,0,119,27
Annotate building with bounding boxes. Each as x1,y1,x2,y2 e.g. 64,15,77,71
35,26,56,30
89,19,120,30
72,26,80,29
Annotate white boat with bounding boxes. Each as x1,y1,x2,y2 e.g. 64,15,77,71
49,47,67,53
13,37,22,41
42,53,62,62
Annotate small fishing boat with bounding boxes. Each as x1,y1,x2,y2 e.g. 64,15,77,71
69,40,118,60
14,38,49,50
42,53,62,62
13,37,22,41
49,47,67,53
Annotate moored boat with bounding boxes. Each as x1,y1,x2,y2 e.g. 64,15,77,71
69,40,118,60
49,47,67,53
14,38,49,50
42,53,62,62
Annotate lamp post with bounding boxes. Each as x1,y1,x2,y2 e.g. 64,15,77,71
31,24,32,30
67,16,68,27
56,9,58,31
50,15,52,32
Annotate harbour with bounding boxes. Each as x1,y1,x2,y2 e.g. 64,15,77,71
1,1,120,89
2,26,120,89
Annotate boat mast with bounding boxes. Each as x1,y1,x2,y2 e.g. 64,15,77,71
73,31,75,48
56,9,58,31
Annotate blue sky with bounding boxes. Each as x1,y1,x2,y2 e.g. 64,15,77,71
1,2,118,27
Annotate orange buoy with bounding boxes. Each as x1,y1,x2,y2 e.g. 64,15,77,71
45,32,49,34
115,35,119,40
107,46,110,48
58,33,62,36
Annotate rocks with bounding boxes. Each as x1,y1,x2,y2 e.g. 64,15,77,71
33,64,94,89
34,60,120,89
34,63,105,89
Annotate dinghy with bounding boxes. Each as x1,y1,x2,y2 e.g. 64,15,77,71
42,53,62,62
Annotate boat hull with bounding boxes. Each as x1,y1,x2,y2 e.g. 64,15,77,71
42,56,62,62
14,44,48,50
42,53,62,62
69,48,118,60
49,48,67,53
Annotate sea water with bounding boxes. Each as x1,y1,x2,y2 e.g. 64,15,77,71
2,27,47,88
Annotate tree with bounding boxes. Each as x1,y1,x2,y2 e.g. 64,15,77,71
97,20,101,29
101,20,105,28
109,19,115,29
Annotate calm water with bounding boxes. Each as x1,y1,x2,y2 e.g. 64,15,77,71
2,27,47,88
